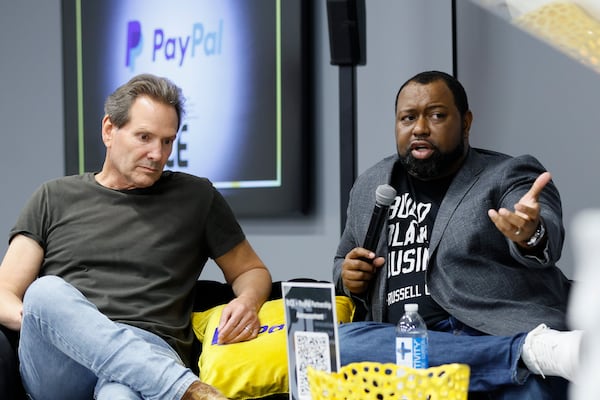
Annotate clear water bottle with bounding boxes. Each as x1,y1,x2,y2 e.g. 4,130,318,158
395,303,428,369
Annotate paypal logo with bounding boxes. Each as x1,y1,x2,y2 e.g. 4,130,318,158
125,19,223,70
126,20,143,70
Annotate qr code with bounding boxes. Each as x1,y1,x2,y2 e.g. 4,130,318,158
294,331,331,399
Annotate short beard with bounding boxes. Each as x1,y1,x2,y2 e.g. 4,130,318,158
399,136,466,180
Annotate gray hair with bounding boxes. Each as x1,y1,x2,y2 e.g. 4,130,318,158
104,73,186,131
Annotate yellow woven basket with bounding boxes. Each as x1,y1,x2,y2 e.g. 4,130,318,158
307,362,470,400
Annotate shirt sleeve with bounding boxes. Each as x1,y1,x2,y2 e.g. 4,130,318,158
9,183,49,249
203,186,246,260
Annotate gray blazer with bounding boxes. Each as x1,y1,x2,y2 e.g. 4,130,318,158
334,147,571,335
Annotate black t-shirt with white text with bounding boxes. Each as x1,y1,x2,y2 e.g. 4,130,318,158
385,166,453,326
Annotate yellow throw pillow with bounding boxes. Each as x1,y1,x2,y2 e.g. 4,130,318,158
191,296,355,400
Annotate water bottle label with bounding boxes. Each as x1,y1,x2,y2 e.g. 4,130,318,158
395,336,428,369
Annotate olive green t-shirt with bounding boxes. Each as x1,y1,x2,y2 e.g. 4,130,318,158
11,171,245,366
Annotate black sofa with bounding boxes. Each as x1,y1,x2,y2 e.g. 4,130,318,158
0,324,23,399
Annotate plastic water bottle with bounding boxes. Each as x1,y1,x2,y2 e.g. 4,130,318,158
395,303,428,369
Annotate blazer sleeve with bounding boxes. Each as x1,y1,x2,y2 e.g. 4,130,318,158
499,155,564,268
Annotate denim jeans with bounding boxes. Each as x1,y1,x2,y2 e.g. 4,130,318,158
338,320,568,400
18,276,198,400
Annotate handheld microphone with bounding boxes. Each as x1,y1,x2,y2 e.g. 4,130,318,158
362,184,397,252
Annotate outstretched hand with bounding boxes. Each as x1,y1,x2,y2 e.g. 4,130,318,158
487,171,551,245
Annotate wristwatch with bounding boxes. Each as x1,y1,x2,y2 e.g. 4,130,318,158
525,221,546,248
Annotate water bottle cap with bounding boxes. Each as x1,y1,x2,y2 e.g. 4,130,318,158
404,303,418,312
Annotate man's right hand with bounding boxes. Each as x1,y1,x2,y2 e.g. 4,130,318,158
341,247,385,295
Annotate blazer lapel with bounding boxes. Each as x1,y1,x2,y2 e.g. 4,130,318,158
428,149,487,254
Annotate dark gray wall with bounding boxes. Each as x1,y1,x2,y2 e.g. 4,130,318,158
2,0,593,280
0,1,65,258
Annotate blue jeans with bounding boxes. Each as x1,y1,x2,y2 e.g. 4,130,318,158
18,276,198,400
338,320,568,400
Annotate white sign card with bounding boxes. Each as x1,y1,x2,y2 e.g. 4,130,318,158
282,281,341,400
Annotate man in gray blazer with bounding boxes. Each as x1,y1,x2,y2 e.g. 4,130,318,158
334,71,581,400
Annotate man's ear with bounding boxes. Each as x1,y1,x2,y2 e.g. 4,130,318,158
463,110,473,139
101,115,114,146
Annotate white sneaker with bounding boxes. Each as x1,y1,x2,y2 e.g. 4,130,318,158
521,323,583,383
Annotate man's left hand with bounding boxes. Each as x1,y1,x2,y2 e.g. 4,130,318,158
487,171,551,245
215,296,260,344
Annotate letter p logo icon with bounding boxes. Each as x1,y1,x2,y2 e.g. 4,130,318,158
125,20,142,70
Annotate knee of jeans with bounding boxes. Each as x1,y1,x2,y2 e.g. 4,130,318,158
23,276,67,310
96,381,141,400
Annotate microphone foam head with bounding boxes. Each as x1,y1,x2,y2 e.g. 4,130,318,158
375,184,397,206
